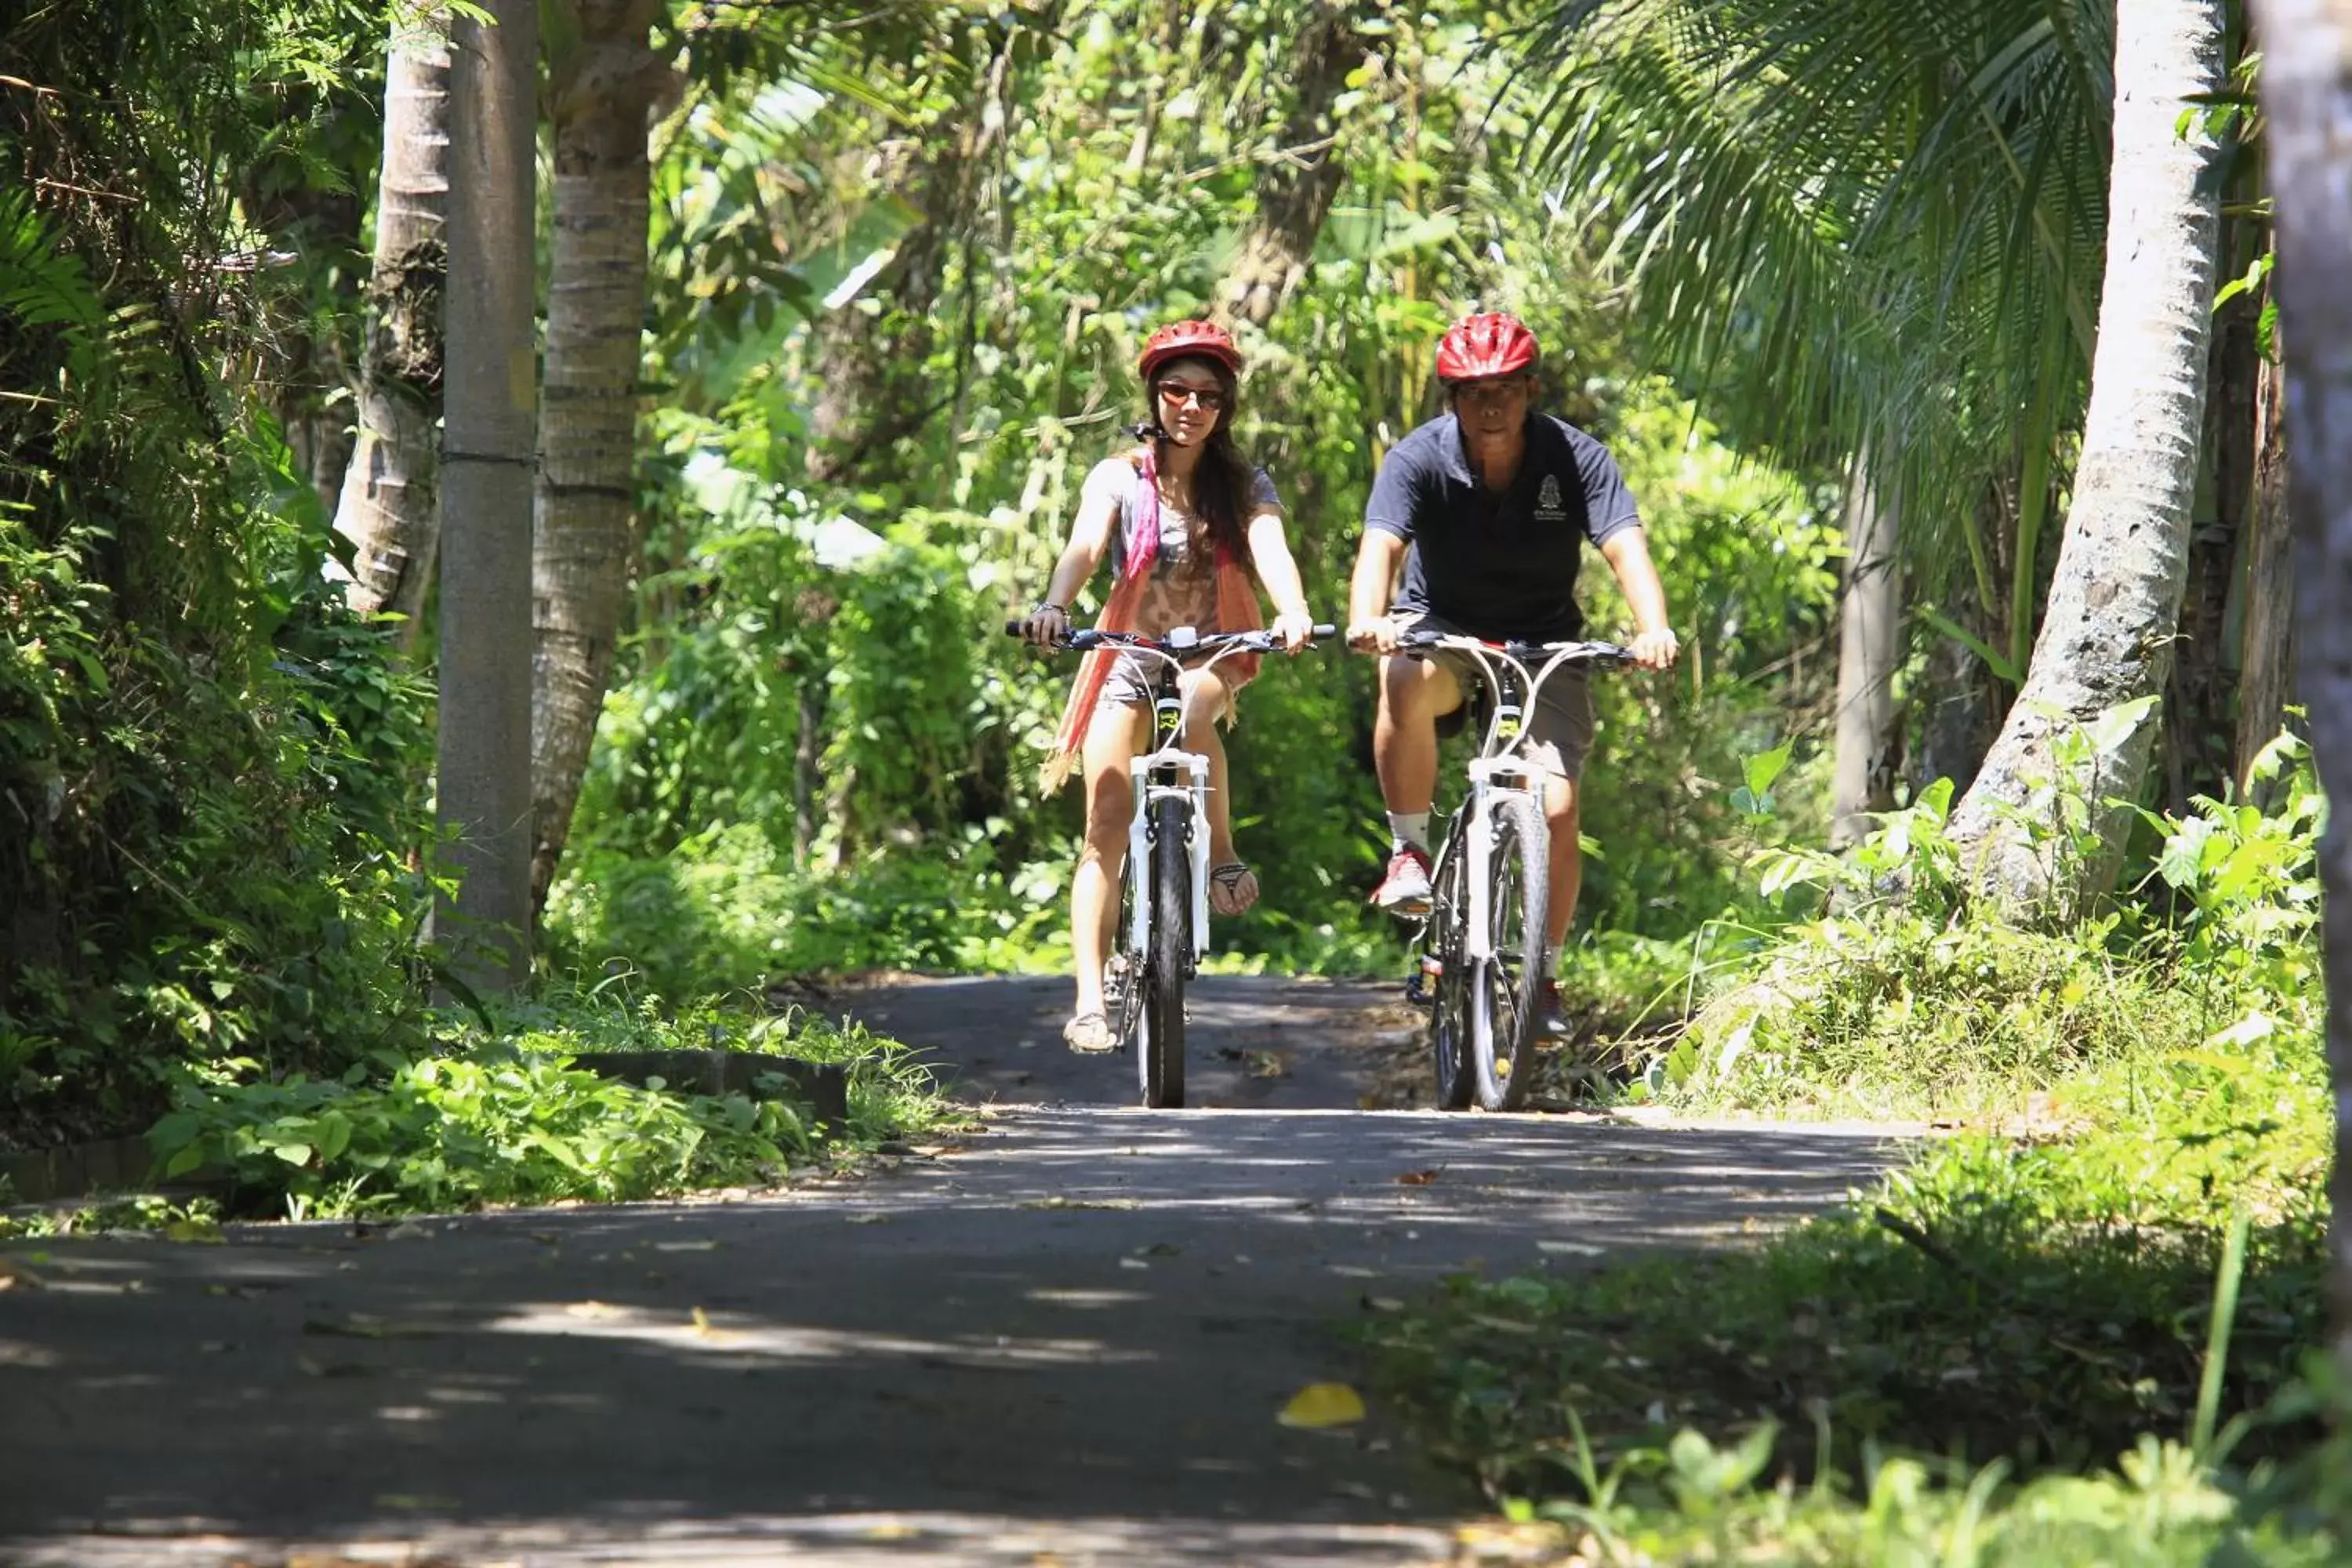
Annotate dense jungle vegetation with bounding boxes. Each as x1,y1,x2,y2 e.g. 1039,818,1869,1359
5,0,2352,1557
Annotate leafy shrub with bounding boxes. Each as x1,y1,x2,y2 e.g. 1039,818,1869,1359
146,993,959,1220
1649,739,2325,1122
1365,1060,2328,1494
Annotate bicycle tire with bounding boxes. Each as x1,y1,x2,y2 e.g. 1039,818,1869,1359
1138,792,1190,1108
1426,829,1475,1111
1472,791,1548,1112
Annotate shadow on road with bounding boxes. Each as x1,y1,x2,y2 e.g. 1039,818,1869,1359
1,977,1907,1566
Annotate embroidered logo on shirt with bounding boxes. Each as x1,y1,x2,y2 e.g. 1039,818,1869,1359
1535,474,1567,521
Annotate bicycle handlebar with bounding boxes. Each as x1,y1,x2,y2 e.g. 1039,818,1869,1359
1394,630,1633,669
1004,622,1338,654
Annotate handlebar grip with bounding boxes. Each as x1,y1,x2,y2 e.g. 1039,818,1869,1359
1312,623,1338,639
1003,619,1025,637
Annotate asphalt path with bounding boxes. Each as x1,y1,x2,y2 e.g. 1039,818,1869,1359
0,975,1904,1566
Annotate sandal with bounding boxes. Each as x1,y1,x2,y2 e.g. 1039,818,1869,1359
1208,861,1259,916
1062,1011,1118,1054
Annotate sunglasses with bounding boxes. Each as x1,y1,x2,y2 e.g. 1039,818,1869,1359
1450,377,1532,410
1155,381,1230,412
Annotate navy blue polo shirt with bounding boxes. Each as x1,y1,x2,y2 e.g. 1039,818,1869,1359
1364,412,1642,642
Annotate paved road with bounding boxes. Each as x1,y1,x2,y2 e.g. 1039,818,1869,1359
1,977,1904,1566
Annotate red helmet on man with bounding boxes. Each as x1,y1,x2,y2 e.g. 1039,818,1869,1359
1138,319,1244,382
1435,312,1539,383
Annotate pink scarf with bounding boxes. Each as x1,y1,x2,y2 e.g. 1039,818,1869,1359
1040,446,1262,790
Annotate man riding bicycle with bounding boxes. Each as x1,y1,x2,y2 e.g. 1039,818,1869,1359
1345,311,1679,1037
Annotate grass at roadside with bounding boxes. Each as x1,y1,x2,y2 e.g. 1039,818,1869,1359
1360,1034,2339,1563
1363,750,2340,1561
2,988,966,1235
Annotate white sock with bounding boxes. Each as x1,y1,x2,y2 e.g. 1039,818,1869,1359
1387,811,1431,853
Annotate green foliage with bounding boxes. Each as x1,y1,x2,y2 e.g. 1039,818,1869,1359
1363,724,2336,1559
2,0,430,1145
1463,1430,2336,1565
1656,736,2325,1120
144,995,958,1220
551,0,1838,993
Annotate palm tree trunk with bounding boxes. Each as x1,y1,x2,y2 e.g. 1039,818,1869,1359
435,0,539,991
2235,348,2296,787
1942,0,2228,910
2246,0,2352,1399
529,0,676,913
1831,452,1901,846
1214,2,1364,328
2169,279,2260,808
334,10,450,647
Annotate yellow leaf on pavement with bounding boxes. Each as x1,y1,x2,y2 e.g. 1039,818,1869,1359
165,1218,223,1243
1278,1381,1366,1429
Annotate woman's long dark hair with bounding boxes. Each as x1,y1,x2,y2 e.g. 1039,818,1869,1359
1134,354,1255,573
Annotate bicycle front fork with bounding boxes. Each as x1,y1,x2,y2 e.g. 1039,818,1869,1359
1127,752,1211,960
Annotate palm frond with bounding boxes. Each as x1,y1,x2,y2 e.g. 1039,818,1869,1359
1517,0,2113,599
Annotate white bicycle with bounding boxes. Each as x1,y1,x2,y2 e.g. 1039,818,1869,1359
1017,621,1332,1107
1391,631,1629,1111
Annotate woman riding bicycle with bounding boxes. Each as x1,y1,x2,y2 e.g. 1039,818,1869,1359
1018,321,1316,1054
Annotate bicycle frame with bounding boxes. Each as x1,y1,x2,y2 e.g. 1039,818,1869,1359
1415,637,1626,961
1120,627,1239,964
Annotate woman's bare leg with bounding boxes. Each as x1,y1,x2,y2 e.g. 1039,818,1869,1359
1073,701,1147,1016
1177,669,1259,915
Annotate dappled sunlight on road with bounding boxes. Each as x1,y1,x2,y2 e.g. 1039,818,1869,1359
0,978,1908,1566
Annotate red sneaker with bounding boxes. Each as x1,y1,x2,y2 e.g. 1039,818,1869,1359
1371,844,1434,914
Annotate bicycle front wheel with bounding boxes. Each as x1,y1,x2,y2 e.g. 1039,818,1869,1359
1138,793,1190,1109
1472,791,1549,1112
1426,833,1475,1111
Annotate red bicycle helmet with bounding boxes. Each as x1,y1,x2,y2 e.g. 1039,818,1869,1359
1435,312,1539,383
1138,319,1244,382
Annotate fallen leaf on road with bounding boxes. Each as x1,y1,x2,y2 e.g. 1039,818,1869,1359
165,1218,223,1243
1394,1168,1443,1185
1243,1051,1287,1079
863,1523,918,1541
0,1258,45,1290
690,1306,737,1342
1278,1382,1366,1429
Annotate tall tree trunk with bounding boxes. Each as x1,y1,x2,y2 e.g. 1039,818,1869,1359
1943,0,2227,910
1214,2,1363,329
2170,278,2259,807
334,10,451,648
1831,453,1901,846
793,677,823,869
529,0,675,912
1916,630,1993,797
805,36,1014,489
434,0,539,991
2248,0,2352,1403
2236,347,2296,785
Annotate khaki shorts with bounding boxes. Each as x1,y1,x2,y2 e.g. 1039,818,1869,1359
1405,613,1596,781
